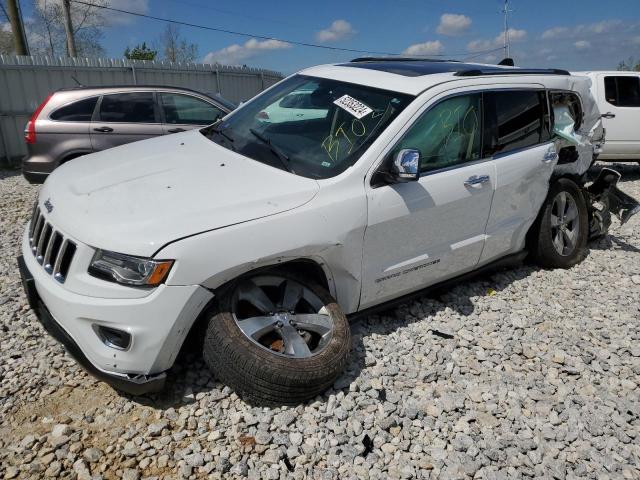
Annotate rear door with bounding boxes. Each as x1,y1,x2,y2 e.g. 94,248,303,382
158,92,226,134
90,91,163,151
596,73,640,159
480,88,557,263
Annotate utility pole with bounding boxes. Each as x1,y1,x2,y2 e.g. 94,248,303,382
502,0,511,58
6,0,30,55
61,0,78,57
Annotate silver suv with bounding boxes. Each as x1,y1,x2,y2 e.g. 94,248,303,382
22,85,234,183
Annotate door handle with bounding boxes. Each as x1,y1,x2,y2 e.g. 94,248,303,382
601,112,616,119
93,126,113,133
167,128,186,133
464,175,490,187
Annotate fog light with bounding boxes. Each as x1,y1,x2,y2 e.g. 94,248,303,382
93,325,131,350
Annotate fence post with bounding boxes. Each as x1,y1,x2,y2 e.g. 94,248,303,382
260,72,265,90
215,66,221,94
0,117,8,167
131,63,137,84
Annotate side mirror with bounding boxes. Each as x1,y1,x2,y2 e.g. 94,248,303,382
390,149,420,182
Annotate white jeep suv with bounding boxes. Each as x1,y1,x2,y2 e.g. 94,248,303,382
18,58,639,405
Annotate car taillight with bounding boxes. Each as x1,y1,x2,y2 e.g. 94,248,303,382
25,93,53,145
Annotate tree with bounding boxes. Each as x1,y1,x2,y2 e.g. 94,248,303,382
29,0,106,57
124,42,157,60
617,57,640,72
0,2,15,54
158,24,198,63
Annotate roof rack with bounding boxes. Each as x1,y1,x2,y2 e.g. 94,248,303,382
455,68,570,77
350,56,461,63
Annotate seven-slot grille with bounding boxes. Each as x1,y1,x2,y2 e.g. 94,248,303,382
29,205,76,284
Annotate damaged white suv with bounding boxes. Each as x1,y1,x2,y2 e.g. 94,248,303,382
19,58,639,405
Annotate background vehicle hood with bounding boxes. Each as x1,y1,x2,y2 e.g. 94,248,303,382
40,130,319,257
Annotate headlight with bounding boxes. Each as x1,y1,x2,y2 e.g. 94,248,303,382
88,250,174,287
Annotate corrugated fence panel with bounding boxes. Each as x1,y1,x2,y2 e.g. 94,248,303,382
0,55,283,166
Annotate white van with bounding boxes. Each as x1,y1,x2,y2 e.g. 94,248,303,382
577,71,640,161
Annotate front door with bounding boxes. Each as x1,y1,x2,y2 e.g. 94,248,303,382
90,91,163,151
596,73,640,159
360,92,495,309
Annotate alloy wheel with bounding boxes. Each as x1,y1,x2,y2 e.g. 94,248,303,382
231,275,334,358
550,191,580,256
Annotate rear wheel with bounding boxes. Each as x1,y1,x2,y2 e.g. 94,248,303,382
531,178,589,268
202,273,350,406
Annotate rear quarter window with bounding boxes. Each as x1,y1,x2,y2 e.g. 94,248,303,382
50,97,98,122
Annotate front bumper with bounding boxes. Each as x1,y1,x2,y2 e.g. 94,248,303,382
18,221,214,394
18,255,166,395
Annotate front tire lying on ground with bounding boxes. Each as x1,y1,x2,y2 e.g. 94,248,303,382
203,273,350,406
531,178,589,269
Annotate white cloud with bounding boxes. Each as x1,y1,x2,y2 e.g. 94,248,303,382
203,38,291,65
542,20,623,40
436,14,472,36
574,40,591,50
541,26,569,40
315,20,356,43
402,40,444,56
467,28,527,52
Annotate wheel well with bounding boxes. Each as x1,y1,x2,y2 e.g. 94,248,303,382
60,152,89,164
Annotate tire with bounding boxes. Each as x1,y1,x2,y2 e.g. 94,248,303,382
531,178,589,269
202,273,350,406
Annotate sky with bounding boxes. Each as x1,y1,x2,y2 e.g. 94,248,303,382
16,0,640,74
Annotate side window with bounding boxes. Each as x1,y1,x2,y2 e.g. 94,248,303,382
486,90,547,156
50,97,98,122
98,92,156,123
160,93,223,125
605,76,640,107
394,93,482,173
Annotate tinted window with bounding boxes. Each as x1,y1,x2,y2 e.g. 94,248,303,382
486,91,547,155
605,76,640,107
395,93,482,173
279,93,316,109
160,93,223,125
99,92,156,123
50,97,98,122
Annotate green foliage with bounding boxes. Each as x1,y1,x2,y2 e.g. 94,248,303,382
617,57,640,72
124,42,158,61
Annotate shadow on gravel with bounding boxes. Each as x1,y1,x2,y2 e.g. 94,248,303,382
589,162,640,183
0,169,22,180
590,234,640,253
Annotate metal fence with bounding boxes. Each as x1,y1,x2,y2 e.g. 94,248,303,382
0,55,283,167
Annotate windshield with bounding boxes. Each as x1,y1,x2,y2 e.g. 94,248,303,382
201,75,413,179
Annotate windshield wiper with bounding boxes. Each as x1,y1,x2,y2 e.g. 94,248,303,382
249,128,295,174
205,121,236,150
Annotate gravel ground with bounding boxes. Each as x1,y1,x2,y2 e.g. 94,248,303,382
1,164,639,480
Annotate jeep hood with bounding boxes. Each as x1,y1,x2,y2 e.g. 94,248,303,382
39,130,319,257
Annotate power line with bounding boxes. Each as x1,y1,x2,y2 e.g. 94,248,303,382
69,0,503,59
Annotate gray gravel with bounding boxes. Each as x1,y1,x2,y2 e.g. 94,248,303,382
1,164,639,479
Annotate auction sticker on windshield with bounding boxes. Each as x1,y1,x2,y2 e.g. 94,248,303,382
333,95,373,119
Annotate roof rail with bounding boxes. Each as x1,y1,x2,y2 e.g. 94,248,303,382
350,56,461,63
455,68,570,77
